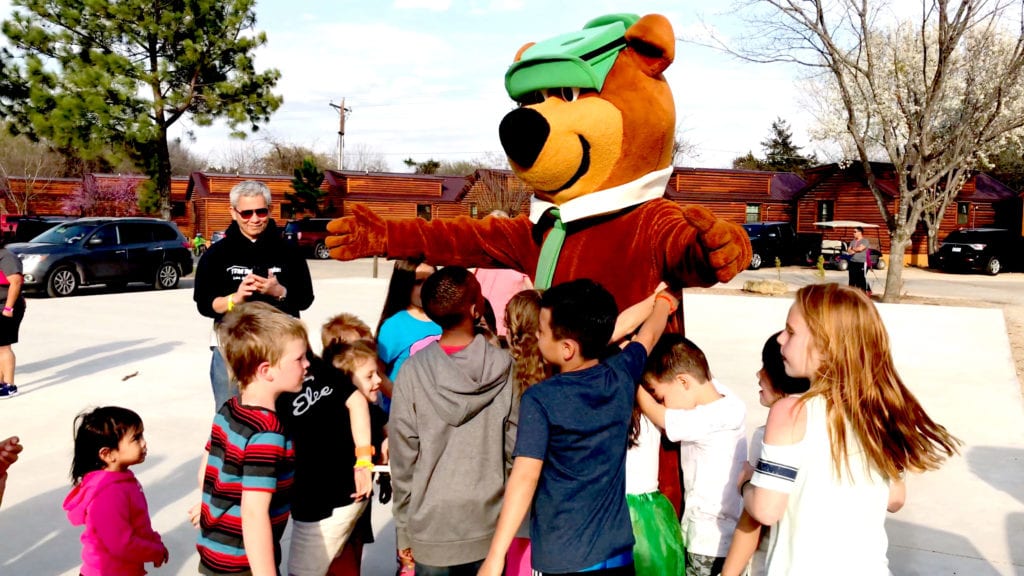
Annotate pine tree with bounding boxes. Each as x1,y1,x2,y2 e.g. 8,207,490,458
760,118,817,173
0,0,282,217
286,158,327,218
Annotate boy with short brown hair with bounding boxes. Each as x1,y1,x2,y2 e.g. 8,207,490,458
196,302,309,576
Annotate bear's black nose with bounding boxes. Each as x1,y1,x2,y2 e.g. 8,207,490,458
499,107,550,169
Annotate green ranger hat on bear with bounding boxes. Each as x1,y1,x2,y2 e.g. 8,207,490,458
504,13,640,100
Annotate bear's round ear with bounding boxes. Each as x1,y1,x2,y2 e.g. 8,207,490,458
625,14,675,77
513,42,536,63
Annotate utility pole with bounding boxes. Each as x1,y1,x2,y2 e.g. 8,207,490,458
328,98,351,170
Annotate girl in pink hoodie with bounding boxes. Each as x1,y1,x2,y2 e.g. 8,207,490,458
63,406,168,576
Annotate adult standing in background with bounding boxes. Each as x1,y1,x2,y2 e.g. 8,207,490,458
846,227,869,292
0,246,25,398
193,180,314,409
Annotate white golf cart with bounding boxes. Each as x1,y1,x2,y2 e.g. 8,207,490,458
814,220,887,271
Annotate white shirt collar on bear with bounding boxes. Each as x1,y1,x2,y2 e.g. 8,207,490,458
528,166,673,225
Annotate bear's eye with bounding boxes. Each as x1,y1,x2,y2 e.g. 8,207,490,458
542,87,581,102
516,91,545,107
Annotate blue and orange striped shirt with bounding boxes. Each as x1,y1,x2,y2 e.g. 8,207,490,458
197,397,294,575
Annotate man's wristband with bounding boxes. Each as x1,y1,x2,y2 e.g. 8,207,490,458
226,294,235,312
2,306,12,313
354,459,374,471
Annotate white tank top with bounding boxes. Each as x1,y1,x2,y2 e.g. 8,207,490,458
765,396,892,576
625,414,660,495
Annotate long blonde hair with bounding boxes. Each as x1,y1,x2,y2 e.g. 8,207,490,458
505,289,552,395
795,283,960,479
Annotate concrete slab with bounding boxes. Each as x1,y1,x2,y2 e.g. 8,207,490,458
0,278,1020,575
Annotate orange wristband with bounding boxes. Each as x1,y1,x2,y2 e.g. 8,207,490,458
355,445,376,459
656,293,678,314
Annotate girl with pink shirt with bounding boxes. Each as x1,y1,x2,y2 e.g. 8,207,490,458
63,406,168,576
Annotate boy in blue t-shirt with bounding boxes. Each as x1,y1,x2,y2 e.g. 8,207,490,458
479,279,677,576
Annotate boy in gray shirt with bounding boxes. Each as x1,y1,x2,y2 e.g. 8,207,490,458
390,266,516,574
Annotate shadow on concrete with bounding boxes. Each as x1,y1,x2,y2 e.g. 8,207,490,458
968,446,1024,505
0,455,200,576
19,339,153,374
19,341,184,396
887,518,1002,575
363,517,398,574
968,446,1024,570
142,455,203,575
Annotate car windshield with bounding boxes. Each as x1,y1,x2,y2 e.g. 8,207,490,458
742,225,761,239
31,222,99,244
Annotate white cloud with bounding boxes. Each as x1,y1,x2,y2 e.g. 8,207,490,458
0,1,824,173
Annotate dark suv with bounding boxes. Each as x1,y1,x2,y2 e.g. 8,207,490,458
7,217,193,296
742,222,822,270
931,228,1018,275
282,218,333,259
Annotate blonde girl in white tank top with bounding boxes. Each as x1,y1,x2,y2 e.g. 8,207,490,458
739,284,960,576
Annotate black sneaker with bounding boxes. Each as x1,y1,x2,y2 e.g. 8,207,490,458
0,383,18,398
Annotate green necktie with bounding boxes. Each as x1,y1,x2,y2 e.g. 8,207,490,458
535,208,565,290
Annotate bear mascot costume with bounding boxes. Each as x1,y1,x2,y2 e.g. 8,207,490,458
326,13,751,514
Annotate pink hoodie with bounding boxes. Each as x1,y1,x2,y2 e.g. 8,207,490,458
63,470,166,576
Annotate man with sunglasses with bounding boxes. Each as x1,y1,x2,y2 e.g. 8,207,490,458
194,180,315,409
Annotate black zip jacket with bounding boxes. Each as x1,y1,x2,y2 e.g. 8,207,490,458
193,220,314,321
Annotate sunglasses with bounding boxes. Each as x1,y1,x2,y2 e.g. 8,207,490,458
234,207,270,219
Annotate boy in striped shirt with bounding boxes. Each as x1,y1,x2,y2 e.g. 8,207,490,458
196,302,310,575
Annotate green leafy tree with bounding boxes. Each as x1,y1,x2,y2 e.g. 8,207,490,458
732,151,769,171
404,158,441,174
761,118,818,173
732,118,817,174
986,141,1024,193
286,158,327,218
0,0,282,218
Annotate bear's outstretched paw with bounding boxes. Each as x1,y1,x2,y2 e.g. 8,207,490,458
326,204,388,260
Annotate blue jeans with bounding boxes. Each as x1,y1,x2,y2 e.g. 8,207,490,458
210,346,234,410
414,560,484,576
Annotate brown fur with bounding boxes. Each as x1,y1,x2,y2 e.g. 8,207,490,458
325,14,755,515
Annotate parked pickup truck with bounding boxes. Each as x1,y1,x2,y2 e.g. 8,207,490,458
741,221,823,270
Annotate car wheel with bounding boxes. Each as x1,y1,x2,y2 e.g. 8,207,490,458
986,257,1001,276
155,261,180,289
837,259,849,272
314,241,331,260
47,265,78,297
749,252,763,270
875,258,886,270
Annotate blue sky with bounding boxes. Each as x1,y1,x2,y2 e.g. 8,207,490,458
0,0,820,171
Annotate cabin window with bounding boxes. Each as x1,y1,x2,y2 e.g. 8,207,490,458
817,200,834,222
417,204,432,221
745,204,761,223
470,203,478,218
171,202,186,218
957,202,970,225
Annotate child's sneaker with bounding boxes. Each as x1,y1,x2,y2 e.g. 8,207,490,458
0,383,17,398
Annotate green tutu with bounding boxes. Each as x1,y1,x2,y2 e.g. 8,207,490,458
627,491,686,576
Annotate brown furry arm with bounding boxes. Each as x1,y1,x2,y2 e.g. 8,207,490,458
653,201,752,288
386,214,539,272
327,205,538,271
